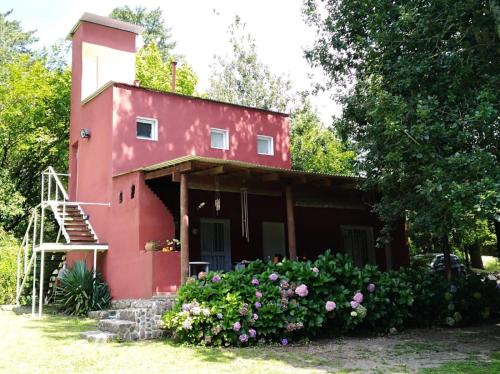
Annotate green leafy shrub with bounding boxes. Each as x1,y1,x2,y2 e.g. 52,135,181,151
163,251,500,346
0,229,19,304
55,261,111,316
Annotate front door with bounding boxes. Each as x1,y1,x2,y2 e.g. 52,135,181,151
200,219,231,271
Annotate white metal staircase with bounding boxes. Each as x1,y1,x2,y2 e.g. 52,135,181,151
15,167,109,317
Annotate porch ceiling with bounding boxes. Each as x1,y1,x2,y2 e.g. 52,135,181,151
140,155,360,192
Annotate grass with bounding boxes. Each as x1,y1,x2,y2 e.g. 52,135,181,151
420,352,500,374
1,309,498,373
482,256,500,272
0,309,334,374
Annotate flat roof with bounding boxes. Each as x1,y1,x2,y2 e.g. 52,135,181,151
69,12,144,37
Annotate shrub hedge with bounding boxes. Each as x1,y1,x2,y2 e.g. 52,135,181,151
0,228,19,304
163,251,500,346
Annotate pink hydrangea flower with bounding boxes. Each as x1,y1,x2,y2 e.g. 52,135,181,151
312,267,319,273
255,291,263,299
350,301,359,309
249,329,257,338
295,284,309,297
254,301,262,309
212,274,221,282
325,301,337,312
251,278,260,285
233,322,241,331
253,313,259,320
239,334,249,343
353,292,364,303
367,283,376,293
269,273,279,281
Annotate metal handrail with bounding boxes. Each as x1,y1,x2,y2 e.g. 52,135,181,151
45,166,69,200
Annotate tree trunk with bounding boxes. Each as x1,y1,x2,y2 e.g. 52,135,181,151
494,219,500,259
469,241,484,269
442,235,452,281
463,245,470,270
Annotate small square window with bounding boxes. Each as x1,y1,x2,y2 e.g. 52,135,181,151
257,135,274,155
136,117,158,140
210,128,229,150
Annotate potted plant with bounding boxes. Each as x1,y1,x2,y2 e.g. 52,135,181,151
145,240,161,251
162,239,180,252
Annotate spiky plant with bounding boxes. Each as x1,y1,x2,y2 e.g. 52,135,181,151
55,261,111,316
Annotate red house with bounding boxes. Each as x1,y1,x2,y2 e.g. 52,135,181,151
32,13,409,302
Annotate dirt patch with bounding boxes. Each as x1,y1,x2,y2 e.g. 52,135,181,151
279,321,500,373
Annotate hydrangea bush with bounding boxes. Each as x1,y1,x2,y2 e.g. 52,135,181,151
163,251,499,346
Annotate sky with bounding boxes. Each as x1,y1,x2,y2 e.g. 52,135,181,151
2,0,341,122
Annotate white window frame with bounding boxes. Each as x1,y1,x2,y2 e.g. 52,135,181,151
136,117,158,141
210,128,229,150
257,135,274,156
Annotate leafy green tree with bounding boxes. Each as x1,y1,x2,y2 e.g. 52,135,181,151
135,43,197,95
291,98,354,175
0,10,36,63
110,5,176,61
0,53,70,234
207,16,292,112
304,0,500,273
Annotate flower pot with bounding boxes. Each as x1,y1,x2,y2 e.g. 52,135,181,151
145,240,160,251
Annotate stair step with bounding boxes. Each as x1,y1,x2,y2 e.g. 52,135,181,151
88,310,116,320
98,319,135,334
80,330,117,343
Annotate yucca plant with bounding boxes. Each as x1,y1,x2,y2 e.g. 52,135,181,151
55,261,111,316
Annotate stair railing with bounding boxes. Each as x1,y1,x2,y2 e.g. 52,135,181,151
42,167,70,242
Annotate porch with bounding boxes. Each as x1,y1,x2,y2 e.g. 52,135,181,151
140,156,401,285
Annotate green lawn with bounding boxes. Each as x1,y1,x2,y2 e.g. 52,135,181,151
0,309,498,373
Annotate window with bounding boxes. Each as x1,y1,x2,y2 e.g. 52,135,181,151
130,184,135,199
257,135,274,155
136,117,158,140
118,191,123,204
210,128,229,150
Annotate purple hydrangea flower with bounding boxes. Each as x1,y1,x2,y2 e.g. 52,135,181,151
182,318,192,330
281,338,288,346
253,313,259,320
353,292,364,303
255,301,262,309
325,301,337,312
251,278,260,285
295,284,309,297
249,329,257,338
233,322,241,331
212,274,221,282
255,291,263,299
239,334,249,343
350,300,359,309
367,283,376,293
269,273,279,281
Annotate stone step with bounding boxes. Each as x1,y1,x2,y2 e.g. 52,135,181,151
98,319,135,335
80,330,117,343
88,310,116,320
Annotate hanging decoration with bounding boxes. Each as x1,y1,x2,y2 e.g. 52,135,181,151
240,188,249,242
214,177,221,215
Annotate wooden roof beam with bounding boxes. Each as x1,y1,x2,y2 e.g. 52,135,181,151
190,165,227,176
261,173,280,182
144,162,193,180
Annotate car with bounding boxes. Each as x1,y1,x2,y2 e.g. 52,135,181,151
412,253,467,275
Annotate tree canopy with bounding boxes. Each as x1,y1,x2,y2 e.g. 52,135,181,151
304,0,500,260
207,16,292,112
109,5,175,60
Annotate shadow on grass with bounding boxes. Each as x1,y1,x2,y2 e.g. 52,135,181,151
21,307,97,342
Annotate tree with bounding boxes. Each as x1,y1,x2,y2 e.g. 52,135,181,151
110,6,176,60
0,10,37,63
135,43,197,95
291,97,354,175
207,16,292,112
0,52,70,235
304,0,500,276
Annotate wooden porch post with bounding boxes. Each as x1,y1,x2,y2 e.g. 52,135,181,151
180,173,190,284
285,185,297,260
